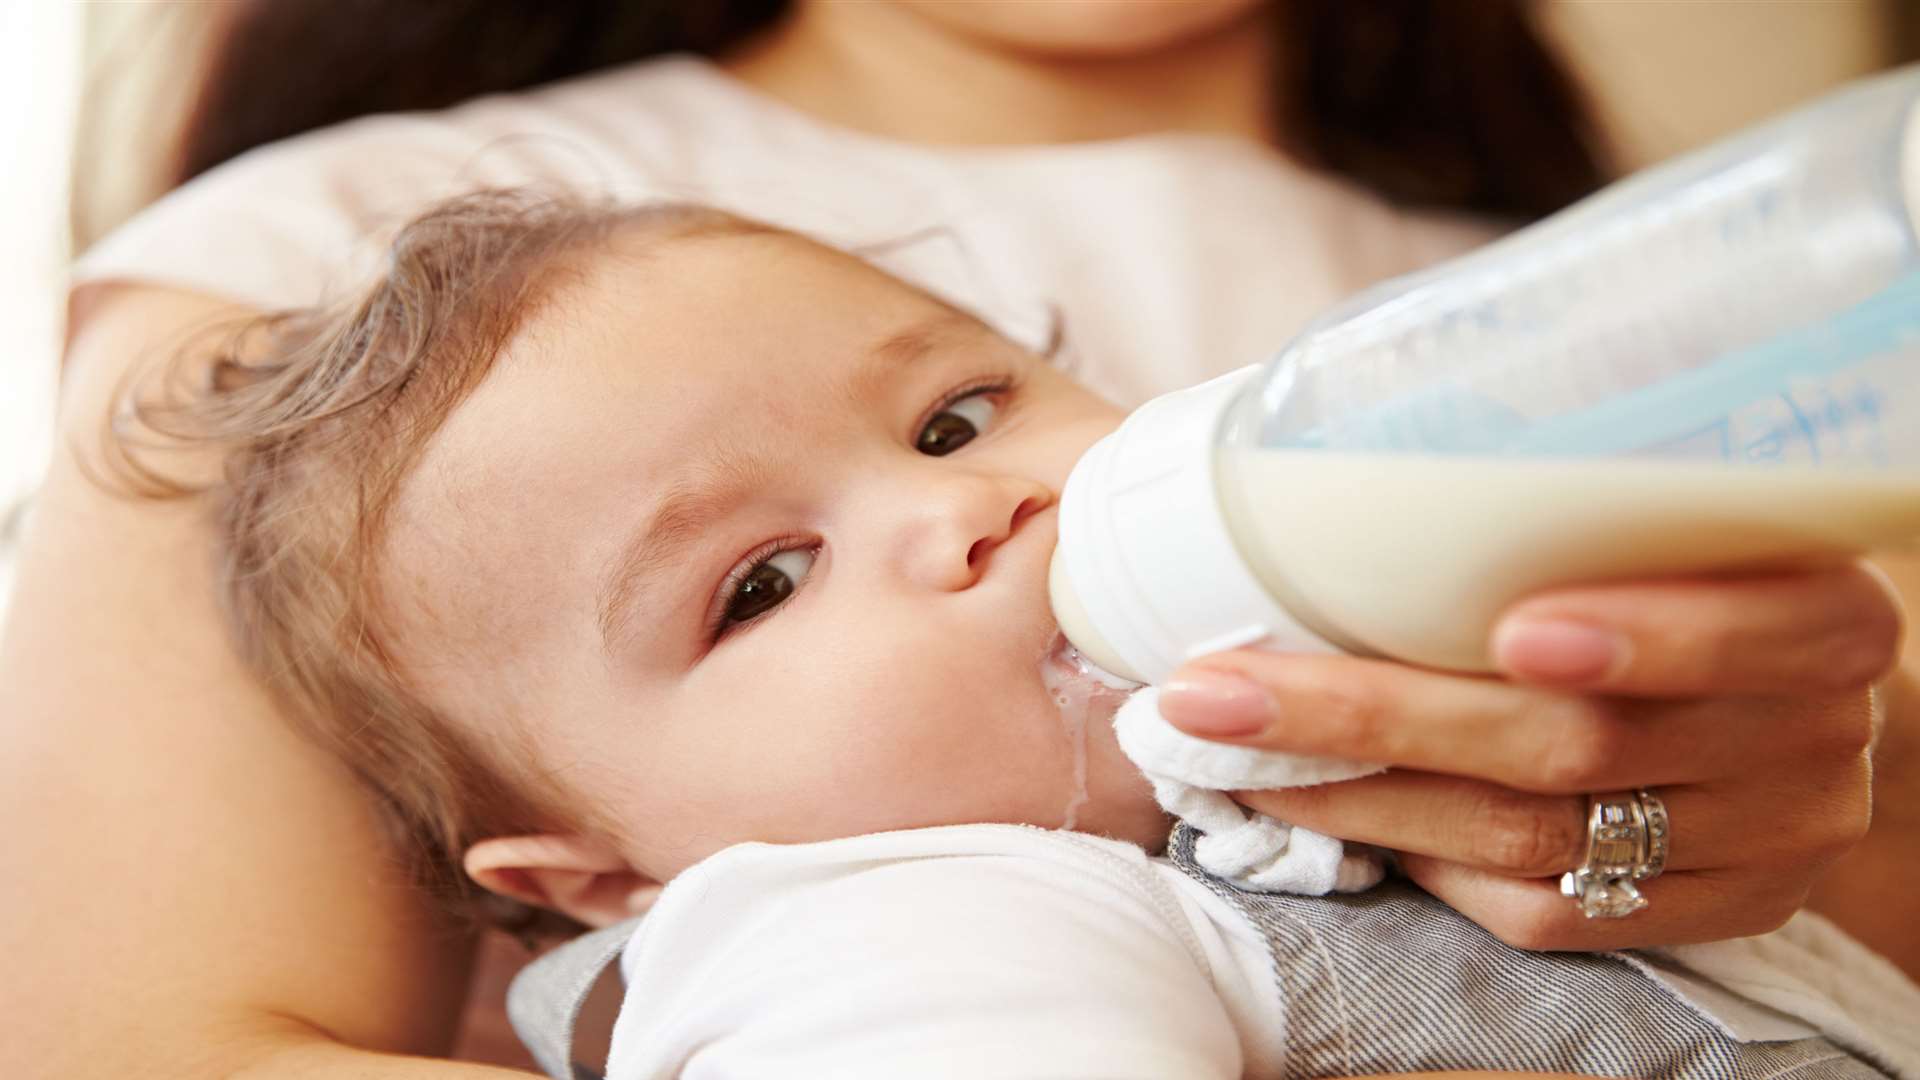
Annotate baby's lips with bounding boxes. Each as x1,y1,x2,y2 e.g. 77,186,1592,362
1039,632,1141,725
1043,632,1139,691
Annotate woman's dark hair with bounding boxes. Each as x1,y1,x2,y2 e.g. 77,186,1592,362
171,0,1606,221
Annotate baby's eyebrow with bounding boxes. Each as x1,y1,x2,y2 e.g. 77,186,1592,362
833,311,981,407
598,443,773,655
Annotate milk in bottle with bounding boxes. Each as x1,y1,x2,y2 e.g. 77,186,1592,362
1052,66,1920,683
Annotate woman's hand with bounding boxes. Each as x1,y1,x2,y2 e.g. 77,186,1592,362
1156,564,1903,952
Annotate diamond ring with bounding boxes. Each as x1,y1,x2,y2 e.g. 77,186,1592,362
1558,791,1652,919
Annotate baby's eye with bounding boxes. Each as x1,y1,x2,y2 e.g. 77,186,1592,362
719,547,815,632
916,391,1000,457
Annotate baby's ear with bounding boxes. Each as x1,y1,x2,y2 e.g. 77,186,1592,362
464,834,661,929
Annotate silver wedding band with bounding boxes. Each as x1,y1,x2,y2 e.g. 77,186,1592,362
1558,788,1667,919
1635,787,1670,882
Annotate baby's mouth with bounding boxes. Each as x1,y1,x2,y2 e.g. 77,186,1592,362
1039,631,1140,697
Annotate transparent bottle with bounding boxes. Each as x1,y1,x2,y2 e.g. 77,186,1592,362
1052,66,1920,684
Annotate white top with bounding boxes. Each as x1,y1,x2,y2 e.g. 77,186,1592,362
608,826,1279,1080
73,54,1497,410
608,824,1920,1080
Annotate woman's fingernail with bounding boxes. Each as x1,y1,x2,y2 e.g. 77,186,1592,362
1492,618,1626,684
1160,671,1274,736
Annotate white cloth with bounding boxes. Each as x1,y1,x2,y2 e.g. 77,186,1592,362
1657,915,1920,1076
604,825,1920,1080
1115,688,1386,894
608,826,1281,1080
72,54,1498,414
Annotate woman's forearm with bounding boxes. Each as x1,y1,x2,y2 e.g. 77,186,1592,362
4,285,481,1077
229,1033,536,1080
1805,556,1920,979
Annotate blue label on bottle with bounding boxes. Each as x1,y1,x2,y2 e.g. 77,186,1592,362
1293,269,1920,466
1504,268,1918,464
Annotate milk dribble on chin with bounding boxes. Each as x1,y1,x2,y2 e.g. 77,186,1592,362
1037,634,1137,831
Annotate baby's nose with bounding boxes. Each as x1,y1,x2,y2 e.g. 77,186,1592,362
903,473,1052,592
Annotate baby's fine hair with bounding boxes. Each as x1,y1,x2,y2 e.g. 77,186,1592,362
113,189,766,923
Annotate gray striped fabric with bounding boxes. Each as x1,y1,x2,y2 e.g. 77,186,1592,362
1168,824,1890,1079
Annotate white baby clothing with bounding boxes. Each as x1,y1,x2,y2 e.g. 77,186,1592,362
562,825,1920,1079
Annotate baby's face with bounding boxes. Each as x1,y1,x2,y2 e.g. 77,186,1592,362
386,229,1168,884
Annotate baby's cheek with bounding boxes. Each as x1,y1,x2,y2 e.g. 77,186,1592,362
880,698,1059,809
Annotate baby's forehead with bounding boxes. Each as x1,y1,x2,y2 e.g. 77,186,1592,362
591,220,863,287
554,220,981,329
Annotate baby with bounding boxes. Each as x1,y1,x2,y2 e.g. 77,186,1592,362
125,190,1916,1079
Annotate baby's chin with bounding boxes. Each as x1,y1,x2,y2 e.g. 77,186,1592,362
1071,730,1177,851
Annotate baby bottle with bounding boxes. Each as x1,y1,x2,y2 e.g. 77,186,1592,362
1052,65,1920,683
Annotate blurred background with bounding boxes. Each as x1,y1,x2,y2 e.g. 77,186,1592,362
0,0,1914,608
